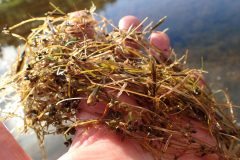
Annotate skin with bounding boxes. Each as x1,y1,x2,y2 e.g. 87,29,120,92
0,123,31,160
0,15,218,160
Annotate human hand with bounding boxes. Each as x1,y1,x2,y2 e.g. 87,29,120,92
0,14,218,160
58,14,218,160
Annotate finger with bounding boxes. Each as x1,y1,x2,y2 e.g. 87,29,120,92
65,11,96,39
191,71,206,88
159,117,218,159
118,15,142,49
118,15,142,32
0,123,31,160
175,117,216,146
188,119,216,146
150,31,171,62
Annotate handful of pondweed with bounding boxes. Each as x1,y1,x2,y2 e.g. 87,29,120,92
1,6,239,160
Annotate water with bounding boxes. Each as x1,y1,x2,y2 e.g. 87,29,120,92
0,0,240,159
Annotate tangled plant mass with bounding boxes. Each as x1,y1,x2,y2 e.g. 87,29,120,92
0,6,239,160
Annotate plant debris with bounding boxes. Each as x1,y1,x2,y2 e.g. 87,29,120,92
0,6,239,160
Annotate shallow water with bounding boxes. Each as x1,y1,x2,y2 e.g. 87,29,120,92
0,0,240,159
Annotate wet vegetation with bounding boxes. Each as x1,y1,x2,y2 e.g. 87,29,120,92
0,6,239,159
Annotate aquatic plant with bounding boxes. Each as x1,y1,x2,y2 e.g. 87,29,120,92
1,5,239,160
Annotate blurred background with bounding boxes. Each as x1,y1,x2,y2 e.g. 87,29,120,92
0,0,239,159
